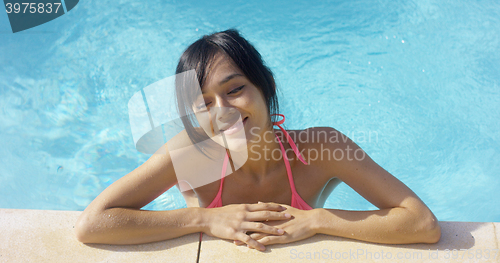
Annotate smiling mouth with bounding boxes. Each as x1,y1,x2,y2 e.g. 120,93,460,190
219,117,248,135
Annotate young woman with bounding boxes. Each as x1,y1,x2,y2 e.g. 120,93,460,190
75,29,440,251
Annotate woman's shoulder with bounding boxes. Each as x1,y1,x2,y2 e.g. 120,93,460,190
166,129,191,150
285,127,367,183
285,126,351,146
285,126,362,167
166,127,207,150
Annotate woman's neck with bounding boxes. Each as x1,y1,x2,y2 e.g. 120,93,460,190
237,126,285,181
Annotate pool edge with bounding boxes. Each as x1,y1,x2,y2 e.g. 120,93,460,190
1,209,498,262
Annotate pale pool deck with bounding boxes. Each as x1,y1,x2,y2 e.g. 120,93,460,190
1,209,499,262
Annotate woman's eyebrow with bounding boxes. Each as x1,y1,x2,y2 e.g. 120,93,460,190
219,73,243,86
201,73,243,94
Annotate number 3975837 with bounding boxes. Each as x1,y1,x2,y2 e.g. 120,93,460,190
5,3,62,14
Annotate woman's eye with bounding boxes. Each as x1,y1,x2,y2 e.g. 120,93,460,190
196,102,210,110
228,85,244,94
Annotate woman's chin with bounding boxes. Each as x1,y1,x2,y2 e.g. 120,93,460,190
226,138,249,153
211,128,248,152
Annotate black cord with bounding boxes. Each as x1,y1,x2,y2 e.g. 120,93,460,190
196,232,202,263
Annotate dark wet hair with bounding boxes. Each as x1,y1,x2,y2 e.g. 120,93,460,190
175,29,279,146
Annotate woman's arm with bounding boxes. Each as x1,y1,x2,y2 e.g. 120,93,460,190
237,200,439,246
76,203,289,246
313,204,440,244
242,128,440,246
74,144,199,244
75,144,289,249
314,128,441,244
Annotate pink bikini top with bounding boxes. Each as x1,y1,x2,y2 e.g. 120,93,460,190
206,114,313,210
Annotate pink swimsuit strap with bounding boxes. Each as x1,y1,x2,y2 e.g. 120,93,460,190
272,114,309,166
206,153,229,208
206,114,311,210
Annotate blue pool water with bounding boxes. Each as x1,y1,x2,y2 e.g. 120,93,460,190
0,0,499,222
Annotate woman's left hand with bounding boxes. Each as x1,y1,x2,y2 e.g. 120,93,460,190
233,204,317,247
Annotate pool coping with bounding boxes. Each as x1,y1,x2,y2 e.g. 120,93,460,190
1,209,499,262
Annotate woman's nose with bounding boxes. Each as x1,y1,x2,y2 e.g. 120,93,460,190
217,107,237,122
211,97,239,127
214,96,230,109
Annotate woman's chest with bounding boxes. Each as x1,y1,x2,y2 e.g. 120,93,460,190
190,163,331,208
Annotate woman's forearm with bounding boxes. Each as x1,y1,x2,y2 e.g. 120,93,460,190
75,207,205,244
313,207,441,244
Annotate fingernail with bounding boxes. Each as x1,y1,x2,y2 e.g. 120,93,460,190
259,245,266,251
278,229,284,234
284,213,291,218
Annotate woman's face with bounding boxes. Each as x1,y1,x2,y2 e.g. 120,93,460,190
192,54,269,151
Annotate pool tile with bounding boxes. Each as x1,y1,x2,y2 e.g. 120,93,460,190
2,210,499,263
0,209,200,262
198,221,500,262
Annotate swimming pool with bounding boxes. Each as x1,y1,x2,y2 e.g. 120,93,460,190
0,0,499,222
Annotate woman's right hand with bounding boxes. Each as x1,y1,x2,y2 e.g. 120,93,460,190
202,202,291,251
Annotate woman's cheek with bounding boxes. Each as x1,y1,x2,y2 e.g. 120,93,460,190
195,111,213,136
